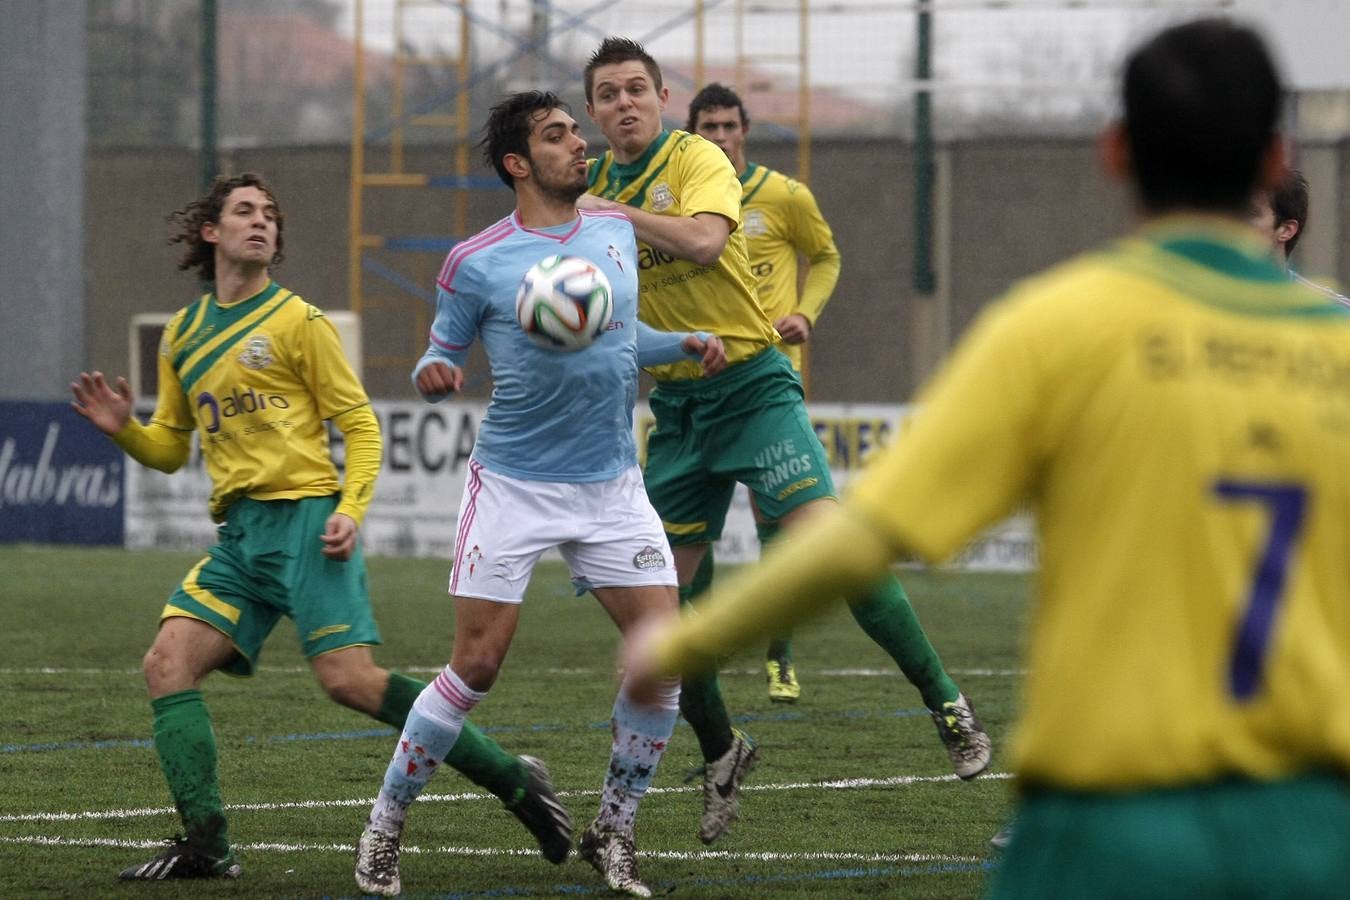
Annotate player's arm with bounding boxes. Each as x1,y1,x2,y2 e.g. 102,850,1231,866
72,359,193,473
795,243,841,328
578,195,732,267
636,503,896,678
635,322,727,375
290,305,382,558
786,184,842,335
412,281,478,402
326,403,381,558
632,290,1049,683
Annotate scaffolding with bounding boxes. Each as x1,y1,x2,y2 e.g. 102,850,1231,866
349,0,812,384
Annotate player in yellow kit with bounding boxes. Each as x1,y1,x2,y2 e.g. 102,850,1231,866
687,82,843,703
627,19,1350,898
580,37,990,847
71,173,563,882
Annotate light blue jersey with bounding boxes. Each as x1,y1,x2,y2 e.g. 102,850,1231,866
414,209,696,482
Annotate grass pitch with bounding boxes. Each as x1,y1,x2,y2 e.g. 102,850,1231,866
0,545,1029,898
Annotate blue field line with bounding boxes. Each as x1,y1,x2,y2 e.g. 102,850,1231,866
0,736,156,754
1,705,936,755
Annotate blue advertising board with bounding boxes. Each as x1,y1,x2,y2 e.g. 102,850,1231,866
0,401,124,545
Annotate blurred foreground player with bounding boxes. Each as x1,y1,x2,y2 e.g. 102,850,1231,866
628,18,1350,899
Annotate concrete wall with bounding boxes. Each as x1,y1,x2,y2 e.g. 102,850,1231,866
1,2,86,401
83,138,1349,404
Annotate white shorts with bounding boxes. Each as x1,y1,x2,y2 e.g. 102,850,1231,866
449,460,678,603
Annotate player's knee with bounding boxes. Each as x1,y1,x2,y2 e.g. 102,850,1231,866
450,653,502,692
317,664,382,712
141,644,193,694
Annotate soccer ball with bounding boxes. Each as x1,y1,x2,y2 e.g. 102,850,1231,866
515,255,614,351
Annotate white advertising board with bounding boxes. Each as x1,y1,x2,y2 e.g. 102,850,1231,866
125,400,1036,571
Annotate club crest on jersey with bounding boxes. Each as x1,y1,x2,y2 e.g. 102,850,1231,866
743,209,767,237
607,244,624,271
633,545,666,570
238,333,274,370
650,183,675,212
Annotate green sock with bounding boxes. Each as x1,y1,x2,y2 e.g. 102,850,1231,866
445,725,527,804
151,690,230,858
373,670,425,729
679,578,734,762
690,547,715,601
377,671,526,802
848,575,960,710
756,522,794,663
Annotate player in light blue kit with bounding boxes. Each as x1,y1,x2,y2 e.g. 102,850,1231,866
354,92,726,899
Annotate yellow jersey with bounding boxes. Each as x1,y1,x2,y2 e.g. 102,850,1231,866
117,281,379,523
588,130,777,381
739,162,841,372
852,217,1350,789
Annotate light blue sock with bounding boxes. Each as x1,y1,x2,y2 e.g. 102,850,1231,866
597,678,680,836
368,666,484,834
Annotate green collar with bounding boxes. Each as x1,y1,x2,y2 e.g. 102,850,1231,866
606,130,673,181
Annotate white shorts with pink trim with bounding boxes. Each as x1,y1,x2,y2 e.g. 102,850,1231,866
448,460,677,603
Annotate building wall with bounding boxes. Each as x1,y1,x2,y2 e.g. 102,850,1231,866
83,138,1348,404
1,1,87,401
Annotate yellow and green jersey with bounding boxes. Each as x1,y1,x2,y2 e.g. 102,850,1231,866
739,162,841,372
588,130,777,381
122,281,378,522
851,217,1350,789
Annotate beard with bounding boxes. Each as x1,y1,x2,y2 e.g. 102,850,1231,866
532,163,588,205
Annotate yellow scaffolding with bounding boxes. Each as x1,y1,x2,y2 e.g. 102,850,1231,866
349,0,475,374
733,0,811,180
349,1,812,383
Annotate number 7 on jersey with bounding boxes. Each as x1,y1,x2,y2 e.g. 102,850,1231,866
1211,479,1308,701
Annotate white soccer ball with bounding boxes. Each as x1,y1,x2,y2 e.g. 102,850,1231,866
515,254,614,351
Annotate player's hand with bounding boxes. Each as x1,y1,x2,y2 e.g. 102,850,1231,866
416,361,464,398
70,371,135,436
575,193,620,213
774,313,811,345
320,512,359,561
684,334,727,376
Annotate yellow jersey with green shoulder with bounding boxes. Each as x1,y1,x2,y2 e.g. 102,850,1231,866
740,162,841,372
132,281,377,522
850,217,1350,790
587,129,777,381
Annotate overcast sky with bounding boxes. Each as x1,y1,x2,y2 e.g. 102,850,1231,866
341,0,1350,95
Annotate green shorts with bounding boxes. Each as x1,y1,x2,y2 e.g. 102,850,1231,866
164,495,381,676
987,774,1350,900
644,347,836,545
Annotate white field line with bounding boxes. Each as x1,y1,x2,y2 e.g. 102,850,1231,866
0,772,1011,824
0,833,983,865
0,666,1027,677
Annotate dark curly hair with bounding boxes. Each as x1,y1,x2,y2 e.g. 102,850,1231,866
170,172,284,282
686,82,748,132
480,91,571,189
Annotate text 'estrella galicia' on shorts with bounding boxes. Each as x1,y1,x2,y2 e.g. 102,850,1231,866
633,546,666,570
